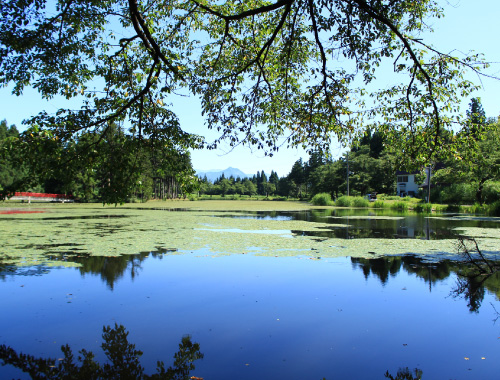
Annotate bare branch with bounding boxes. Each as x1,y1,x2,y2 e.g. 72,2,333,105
191,0,293,21
308,0,337,124
351,0,442,147
128,0,184,80
211,1,292,83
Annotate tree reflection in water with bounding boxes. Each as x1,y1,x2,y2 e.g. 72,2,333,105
450,237,500,313
0,324,203,380
0,321,423,380
0,247,176,289
385,367,423,380
351,250,500,313
3,246,499,314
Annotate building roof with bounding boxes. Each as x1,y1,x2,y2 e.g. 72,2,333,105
395,170,419,175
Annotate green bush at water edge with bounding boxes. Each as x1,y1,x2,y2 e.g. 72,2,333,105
371,200,387,208
335,196,352,207
352,197,370,207
311,193,334,206
390,201,409,211
488,200,500,216
413,203,433,213
483,181,500,204
333,196,370,208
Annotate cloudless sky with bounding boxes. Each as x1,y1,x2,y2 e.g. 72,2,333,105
1,0,499,177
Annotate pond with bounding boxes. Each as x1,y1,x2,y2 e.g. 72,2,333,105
1,201,500,379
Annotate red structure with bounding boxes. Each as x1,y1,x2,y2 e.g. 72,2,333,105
11,192,74,202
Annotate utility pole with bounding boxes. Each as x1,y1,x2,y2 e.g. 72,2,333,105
346,151,350,196
427,164,431,204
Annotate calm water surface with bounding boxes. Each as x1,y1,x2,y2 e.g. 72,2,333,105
1,250,499,379
214,208,500,239
1,206,500,379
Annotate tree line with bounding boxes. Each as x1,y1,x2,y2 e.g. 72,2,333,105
0,120,197,203
2,99,499,204
195,129,395,199
1,0,495,204
431,99,500,204
195,98,500,205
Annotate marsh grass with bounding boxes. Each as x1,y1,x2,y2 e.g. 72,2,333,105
371,200,387,208
461,201,500,216
352,197,369,208
335,196,352,207
414,203,433,213
311,193,334,206
334,196,369,207
391,201,409,211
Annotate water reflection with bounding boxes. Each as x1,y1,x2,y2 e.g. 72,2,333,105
72,248,177,290
0,262,50,279
385,367,423,380
3,249,499,314
352,255,500,313
351,256,453,287
1,249,499,379
0,324,203,380
449,237,500,312
0,248,177,290
0,322,422,380
214,209,500,240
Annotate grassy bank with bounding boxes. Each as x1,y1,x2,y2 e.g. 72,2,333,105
309,193,500,215
5,193,499,216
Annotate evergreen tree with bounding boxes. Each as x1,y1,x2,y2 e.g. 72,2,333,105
461,97,487,140
288,159,306,198
0,120,25,192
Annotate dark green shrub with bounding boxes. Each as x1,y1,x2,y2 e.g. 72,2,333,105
311,193,333,206
335,195,352,207
372,200,386,208
487,200,500,216
445,204,461,212
437,183,475,204
414,203,432,213
483,181,500,204
352,196,369,207
391,201,409,211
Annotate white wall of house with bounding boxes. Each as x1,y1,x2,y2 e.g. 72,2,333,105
396,168,432,197
396,174,419,196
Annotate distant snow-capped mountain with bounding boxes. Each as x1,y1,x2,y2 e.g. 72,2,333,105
196,167,250,182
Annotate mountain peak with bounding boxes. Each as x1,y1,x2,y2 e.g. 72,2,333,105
196,167,250,182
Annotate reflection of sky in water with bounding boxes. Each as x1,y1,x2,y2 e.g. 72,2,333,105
215,210,500,240
1,252,499,380
197,228,293,236
215,215,294,221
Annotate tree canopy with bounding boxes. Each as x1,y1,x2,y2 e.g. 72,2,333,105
432,114,500,204
0,0,493,202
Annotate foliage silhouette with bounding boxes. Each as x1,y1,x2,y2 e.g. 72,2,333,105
1,0,495,202
0,324,203,380
450,237,500,313
385,367,423,380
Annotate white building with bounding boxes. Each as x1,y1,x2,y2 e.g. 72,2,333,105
396,168,431,197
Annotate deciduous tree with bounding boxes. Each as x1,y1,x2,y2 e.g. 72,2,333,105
433,117,500,203
0,0,493,202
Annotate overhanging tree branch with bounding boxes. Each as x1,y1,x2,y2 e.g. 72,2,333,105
128,0,184,80
351,0,441,146
191,0,293,21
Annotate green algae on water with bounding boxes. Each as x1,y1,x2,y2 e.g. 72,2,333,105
1,201,499,268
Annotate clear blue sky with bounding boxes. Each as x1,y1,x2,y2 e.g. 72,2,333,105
1,0,499,177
